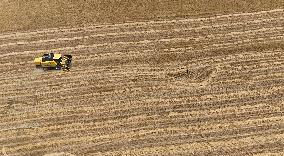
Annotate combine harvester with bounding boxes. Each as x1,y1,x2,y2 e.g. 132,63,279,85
34,53,72,71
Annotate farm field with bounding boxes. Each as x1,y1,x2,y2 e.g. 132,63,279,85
0,1,284,156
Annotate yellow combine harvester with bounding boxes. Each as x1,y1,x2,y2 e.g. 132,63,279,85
34,53,72,71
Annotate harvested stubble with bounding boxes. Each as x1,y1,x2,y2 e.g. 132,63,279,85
0,1,283,156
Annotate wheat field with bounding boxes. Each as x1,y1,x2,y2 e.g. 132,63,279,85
0,1,283,156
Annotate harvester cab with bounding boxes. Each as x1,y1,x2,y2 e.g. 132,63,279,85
34,53,72,71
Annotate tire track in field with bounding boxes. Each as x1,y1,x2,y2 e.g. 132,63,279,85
0,51,282,93
0,21,282,55
3,115,282,147
3,107,282,149
101,133,284,156
9,128,284,155
2,106,282,149
0,36,283,77
0,48,281,81
0,71,283,111
0,68,283,112
1,85,282,130
0,9,282,41
0,17,282,49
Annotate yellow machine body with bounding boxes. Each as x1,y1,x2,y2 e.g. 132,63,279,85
40,60,58,67
34,53,72,71
34,57,42,65
53,54,62,59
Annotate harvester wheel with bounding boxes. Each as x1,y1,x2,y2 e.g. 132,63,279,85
55,66,61,70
